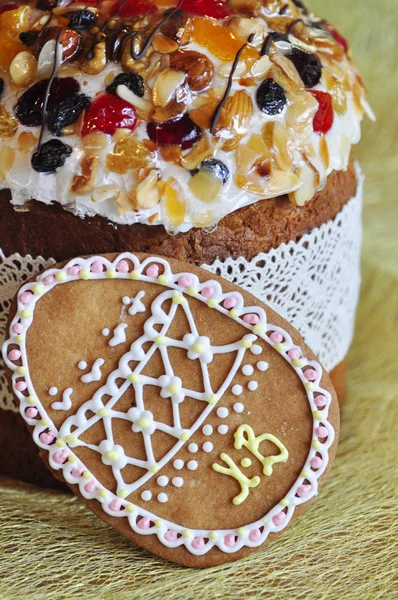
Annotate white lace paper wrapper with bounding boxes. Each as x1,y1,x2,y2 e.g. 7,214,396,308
0,166,363,412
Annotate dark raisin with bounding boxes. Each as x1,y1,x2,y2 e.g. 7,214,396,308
15,77,80,127
106,73,145,98
36,0,59,9
68,9,98,30
287,48,322,88
292,0,308,13
0,78,3,98
256,79,287,115
31,139,72,173
48,94,91,136
191,158,229,184
19,30,40,46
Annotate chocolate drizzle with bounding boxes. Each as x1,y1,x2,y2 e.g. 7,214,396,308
210,33,255,135
260,18,303,56
85,0,130,60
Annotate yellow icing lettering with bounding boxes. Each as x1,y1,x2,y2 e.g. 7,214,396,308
234,424,289,477
212,453,261,506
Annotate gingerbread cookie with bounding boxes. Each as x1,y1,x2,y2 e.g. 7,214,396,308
3,253,339,567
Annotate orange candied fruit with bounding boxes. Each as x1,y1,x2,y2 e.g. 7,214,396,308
0,6,30,33
192,18,259,63
163,178,186,228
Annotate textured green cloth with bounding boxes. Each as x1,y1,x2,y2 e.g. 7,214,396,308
0,1,397,598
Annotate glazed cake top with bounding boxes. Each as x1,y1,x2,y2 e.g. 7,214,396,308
0,0,373,233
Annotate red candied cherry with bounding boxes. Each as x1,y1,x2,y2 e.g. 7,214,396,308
324,23,348,53
180,0,232,19
0,3,20,12
82,94,137,136
110,0,157,17
147,114,201,150
310,90,334,134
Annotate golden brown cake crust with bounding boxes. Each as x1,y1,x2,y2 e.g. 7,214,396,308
0,158,356,265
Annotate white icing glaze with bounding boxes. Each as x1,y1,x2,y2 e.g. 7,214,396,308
81,358,105,383
172,477,184,488
232,385,243,397
2,253,335,557
250,345,262,356
233,402,245,414
218,425,229,435
102,328,110,336
257,361,269,372
78,361,87,370
248,381,259,391
202,424,213,436
158,493,168,504
157,476,169,488
109,323,128,347
216,407,229,419
141,490,152,501
48,387,58,396
242,365,254,376
188,443,198,454
187,461,198,472
51,388,73,411
173,459,184,471
128,291,146,317
202,442,213,453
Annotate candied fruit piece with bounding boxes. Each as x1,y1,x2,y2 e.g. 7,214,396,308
82,94,137,136
192,18,258,63
147,114,201,150
0,6,30,33
110,0,157,17
163,177,186,228
180,0,232,19
311,90,334,134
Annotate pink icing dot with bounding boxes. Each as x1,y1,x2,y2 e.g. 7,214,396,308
243,313,260,325
67,266,81,276
224,534,237,547
165,529,178,542
270,332,283,344
288,348,300,360
272,512,286,526
53,450,69,465
43,274,54,285
178,275,192,288
297,484,312,498
8,349,21,361
201,286,215,299
71,466,85,478
146,264,159,278
84,480,98,494
25,407,38,419
91,260,103,273
304,368,318,381
39,431,55,445
314,395,327,408
249,528,262,542
12,323,24,334
310,456,324,469
109,499,122,511
137,517,151,530
224,296,237,309
16,381,27,392
316,426,329,439
192,536,205,550
20,291,33,305
116,260,129,273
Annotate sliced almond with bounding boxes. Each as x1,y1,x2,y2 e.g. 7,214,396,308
0,145,15,180
181,136,213,171
17,131,37,153
288,164,315,206
92,184,120,204
135,169,160,209
116,191,136,216
251,55,271,78
319,136,330,171
116,84,153,114
285,91,318,139
228,16,264,45
152,68,186,108
152,99,187,123
272,122,293,171
189,100,219,129
271,53,303,87
218,60,247,79
213,90,253,151
0,106,17,139
152,33,179,54
228,0,260,16
10,51,37,87
169,49,214,92
70,155,99,195
82,131,109,153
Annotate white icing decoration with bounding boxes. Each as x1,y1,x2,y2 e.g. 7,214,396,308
51,388,73,411
141,490,152,501
2,252,336,558
188,443,198,453
202,441,213,453
48,387,58,396
102,328,110,336
232,385,243,397
128,291,146,316
250,345,262,356
78,361,87,370
173,459,184,470
257,361,269,372
157,476,169,487
218,425,229,435
233,402,244,414
242,365,254,376
187,461,198,471
122,296,131,306
158,492,168,504
248,381,258,391
216,407,228,419
81,358,104,383
202,424,213,436
172,477,184,488
109,323,128,347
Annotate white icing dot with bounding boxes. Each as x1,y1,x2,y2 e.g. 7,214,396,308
250,344,262,355
233,402,244,414
141,490,152,501
232,384,243,396
188,443,198,453
102,328,110,336
216,407,229,419
157,492,168,503
218,424,229,435
157,476,169,487
248,380,258,391
202,441,213,453
242,364,254,376
122,296,131,306
187,460,198,471
48,387,58,396
202,424,213,436
173,459,184,470
172,477,184,488
78,361,87,370
257,361,269,372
